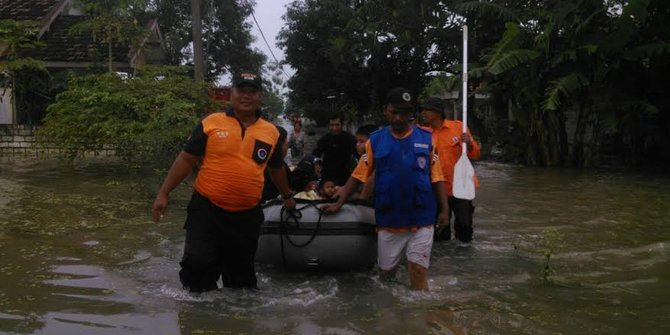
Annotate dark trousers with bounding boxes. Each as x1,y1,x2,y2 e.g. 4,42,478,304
179,192,263,292
434,196,474,243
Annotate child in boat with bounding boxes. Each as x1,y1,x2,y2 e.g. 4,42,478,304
290,159,320,200
318,180,337,199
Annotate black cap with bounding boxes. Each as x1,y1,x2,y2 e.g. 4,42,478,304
420,97,445,116
356,124,379,137
385,87,414,113
233,71,262,90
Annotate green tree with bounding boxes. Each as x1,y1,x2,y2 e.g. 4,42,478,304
278,0,364,124
464,0,670,167
36,66,213,169
261,61,286,117
149,0,265,80
0,19,48,124
71,0,148,73
279,0,466,124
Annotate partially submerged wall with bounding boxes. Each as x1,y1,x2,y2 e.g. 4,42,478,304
0,125,115,162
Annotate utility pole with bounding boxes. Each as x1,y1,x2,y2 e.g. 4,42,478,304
191,0,204,83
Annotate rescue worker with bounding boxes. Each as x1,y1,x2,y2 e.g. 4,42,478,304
152,71,296,292
420,97,480,243
323,88,449,290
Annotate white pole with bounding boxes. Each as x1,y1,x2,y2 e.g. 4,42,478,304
462,25,468,155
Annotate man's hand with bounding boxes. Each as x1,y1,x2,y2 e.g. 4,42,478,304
152,193,168,223
436,210,449,231
460,133,475,151
321,202,343,213
331,186,345,201
283,197,296,210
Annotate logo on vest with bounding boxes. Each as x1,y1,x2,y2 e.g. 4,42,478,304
414,143,429,149
417,156,427,169
257,148,268,160
216,130,229,138
252,139,272,164
452,136,460,144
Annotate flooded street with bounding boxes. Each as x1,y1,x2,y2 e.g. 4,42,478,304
1,156,669,334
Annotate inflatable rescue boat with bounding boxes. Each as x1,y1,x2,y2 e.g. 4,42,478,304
256,200,377,270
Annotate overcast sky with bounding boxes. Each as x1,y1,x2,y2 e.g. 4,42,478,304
248,0,295,84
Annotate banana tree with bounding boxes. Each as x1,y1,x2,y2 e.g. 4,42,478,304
463,0,669,167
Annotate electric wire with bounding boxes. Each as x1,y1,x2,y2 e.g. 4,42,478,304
247,1,289,81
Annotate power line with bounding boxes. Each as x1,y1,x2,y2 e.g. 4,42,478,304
247,2,289,80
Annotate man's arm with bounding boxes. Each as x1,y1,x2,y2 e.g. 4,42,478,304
433,181,449,212
266,129,297,210
461,130,481,160
430,140,449,227
323,139,373,212
153,120,206,223
321,177,361,212
152,151,199,222
268,165,296,210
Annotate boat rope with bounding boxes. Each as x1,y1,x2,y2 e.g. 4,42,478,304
278,202,324,268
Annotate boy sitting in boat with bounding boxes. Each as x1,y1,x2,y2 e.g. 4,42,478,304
318,180,337,199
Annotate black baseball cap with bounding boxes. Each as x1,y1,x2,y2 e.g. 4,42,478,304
233,71,262,90
420,97,446,117
385,87,414,113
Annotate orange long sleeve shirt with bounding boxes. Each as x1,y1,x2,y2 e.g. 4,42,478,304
430,120,480,196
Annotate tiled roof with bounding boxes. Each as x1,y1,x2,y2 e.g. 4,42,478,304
2,0,163,67
21,15,131,63
0,0,58,21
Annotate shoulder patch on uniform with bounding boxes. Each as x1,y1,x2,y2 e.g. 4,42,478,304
252,139,272,164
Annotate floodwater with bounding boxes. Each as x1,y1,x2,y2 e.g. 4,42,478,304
1,157,669,334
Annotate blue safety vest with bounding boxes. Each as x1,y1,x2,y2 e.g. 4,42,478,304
370,126,437,228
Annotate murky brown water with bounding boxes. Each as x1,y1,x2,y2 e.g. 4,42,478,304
1,150,669,334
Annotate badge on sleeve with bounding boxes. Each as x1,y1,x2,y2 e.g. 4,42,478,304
252,139,273,164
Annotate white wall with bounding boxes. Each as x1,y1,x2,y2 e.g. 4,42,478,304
0,88,14,124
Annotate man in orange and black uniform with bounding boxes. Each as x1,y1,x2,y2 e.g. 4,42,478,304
152,71,296,292
420,97,480,243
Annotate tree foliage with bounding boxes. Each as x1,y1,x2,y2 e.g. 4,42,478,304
72,0,148,72
36,66,212,169
278,0,669,168
0,19,49,124
468,0,670,167
148,0,266,80
279,0,463,124
261,61,286,116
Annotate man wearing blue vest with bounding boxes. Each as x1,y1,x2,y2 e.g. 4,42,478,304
323,87,449,290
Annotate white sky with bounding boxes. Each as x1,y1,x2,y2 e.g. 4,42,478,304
248,0,295,88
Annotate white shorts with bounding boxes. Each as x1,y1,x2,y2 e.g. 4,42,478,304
377,226,434,270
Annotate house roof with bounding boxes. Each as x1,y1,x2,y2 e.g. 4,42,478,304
21,15,131,64
1,0,164,69
0,0,58,21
